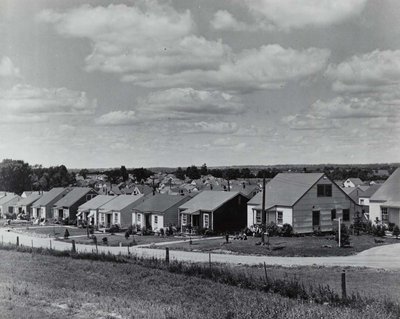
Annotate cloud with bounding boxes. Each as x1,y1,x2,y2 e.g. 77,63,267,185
326,49,400,93
39,4,330,92
94,110,138,126
282,114,339,130
0,84,97,115
210,137,247,151
242,0,368,31
185,121,238,134
0,114,48,124
211,10,256,32
139,88,245,115
0,56,20,78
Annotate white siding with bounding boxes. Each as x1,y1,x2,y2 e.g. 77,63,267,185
275,207,293,225
132,212,145,228
369,202,383,222
151,214,164,230
247,204,258,227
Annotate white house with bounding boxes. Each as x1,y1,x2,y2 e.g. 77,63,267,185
343,178,364,188
77,195,116,227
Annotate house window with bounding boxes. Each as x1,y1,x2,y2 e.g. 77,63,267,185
137,213,141,222
382,207,388,222
181,214,187,226
343,209,350,222
317,184,332,197
154,216,158,224
255,210,262,224
360,199,364,205
114,213,119,224
100,214,105,223
331,209,336,221
276,211,283,225
203,214,209,228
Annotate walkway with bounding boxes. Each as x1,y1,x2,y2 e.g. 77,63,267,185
1,228,400,270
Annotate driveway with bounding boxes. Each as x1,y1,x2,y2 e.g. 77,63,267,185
1,228,400,270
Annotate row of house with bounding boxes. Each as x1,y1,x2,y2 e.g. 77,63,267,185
2,168,399,234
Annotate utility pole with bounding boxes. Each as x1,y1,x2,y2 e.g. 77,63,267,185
261,176,266,245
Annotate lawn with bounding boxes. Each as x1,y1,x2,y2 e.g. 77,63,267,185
161,234,399,257
58,233,189,247
0,249,398,319
14,225,88,238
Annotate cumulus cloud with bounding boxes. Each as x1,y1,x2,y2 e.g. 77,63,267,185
242,0,368,31
185,121,238,134
94,110,138,126
0,84,97,115
282,114,339,130
39,3,330,92
0,114,48,124
326,49,400,93
0,56,20,78
139,88,245,115
210,10,258,32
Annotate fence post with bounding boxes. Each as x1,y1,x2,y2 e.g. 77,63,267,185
209,253,212,270
50,240,52,250
72,240,76,253
263,262,268,284
341,270,347,299
31,240,33,249
165,247,170,264
1,235,3,245
16,236,19,247
127,245,130,256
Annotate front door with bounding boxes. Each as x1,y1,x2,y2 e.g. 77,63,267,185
192,215,200,227
145,214,151,230
106,214,111,228
312,210,320,230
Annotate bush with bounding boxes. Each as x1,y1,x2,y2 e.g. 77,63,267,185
266,222,280,236
242,227,253,236
372,224,385,237
107,224,120,234
388,223,395,232
64,229,70,239
281,224,293,237
392,225,400,239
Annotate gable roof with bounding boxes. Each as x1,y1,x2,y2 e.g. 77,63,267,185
359,184,381,199
78,195,116,211
32,188,69,207
15,193,42,206
370,168,400,202
345,178,363,186
53,188,95,208
0,194,19,205
135,193,191,213
251,173,325,209
99,194,144,211
179,191,240,212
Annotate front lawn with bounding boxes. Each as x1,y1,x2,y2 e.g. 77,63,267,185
161,234,399,257
14,225,88,238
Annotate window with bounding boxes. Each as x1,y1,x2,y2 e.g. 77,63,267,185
360,199,364,205
382,207,388,222
154,215,158,224
276,211,283,225
181,214,187,226
114,213,119,224
317,184,332,197
255,210,262,224
137,213,141,222
331,209,336,221
343,209,350,222
203,214,209,228
100,214,105,223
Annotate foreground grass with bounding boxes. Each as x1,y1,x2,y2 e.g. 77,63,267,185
162,234,399,257
0,246,398,318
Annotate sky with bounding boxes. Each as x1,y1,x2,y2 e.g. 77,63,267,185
0,0,400,168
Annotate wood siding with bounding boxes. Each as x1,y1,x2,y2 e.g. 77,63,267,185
212,194,248,232
293,177,357,233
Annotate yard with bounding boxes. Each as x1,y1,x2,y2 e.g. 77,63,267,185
160,234,400,257
0,249,398,319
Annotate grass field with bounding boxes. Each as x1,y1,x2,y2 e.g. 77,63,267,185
161,234,399,257
0,249,398,319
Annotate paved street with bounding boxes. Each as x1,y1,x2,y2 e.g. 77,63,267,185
1,228,400,270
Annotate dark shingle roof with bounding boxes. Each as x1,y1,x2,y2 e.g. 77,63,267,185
135,193,190,213
32,188,68,207
179,191,240,212
53,188,95,208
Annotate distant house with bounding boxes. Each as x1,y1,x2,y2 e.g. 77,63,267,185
357,184,381,216
248,173,360,234
98,194,144,229
53,188,98,221
77,195,116,227
343,178,364,188
369,168,400,225
0,194,20,218
179,191,248,233
21,191,46,198
13,193,43,217
133,193,193,231
31,188,71,220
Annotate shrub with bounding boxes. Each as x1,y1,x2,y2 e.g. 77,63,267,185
388,223,395,232
281,224,293,237
266,222,280,236
372,224,385,237
108,224,120,234
393,225,400,239
64,229,70,239
242,227,253,236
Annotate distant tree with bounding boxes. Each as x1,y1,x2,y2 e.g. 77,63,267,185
186,165,201,180
0,159,32,195
208,169,223,178
131,168,153,182
240,168,254,178
353,211,363,236
79,169,89,179
175,167,185,180
393,225,400,239
200,163,208,176
120,166,129,181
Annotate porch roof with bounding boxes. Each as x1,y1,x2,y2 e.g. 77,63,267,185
381,201,400,209
180,208,200,215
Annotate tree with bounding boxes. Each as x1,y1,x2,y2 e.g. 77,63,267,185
120,166,128,182
353,211,362,236
200,163,208,176
0,159,32,195
175,167,185,180
335,223,350,247
186,165,200,180
79,169,89,179
393,225,400,239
